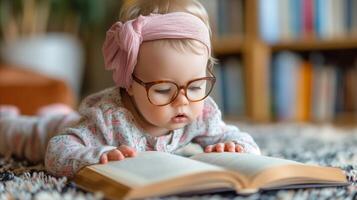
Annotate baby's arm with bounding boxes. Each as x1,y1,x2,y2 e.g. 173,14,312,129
192,98,261,155
45,108,136,178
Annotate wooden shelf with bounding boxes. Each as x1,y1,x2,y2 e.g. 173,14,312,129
207,0,357,123
212,35,244,55
271,38,357,51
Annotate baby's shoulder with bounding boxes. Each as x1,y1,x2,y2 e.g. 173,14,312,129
204,96,219,109
199,96,222,121
78,87,124,115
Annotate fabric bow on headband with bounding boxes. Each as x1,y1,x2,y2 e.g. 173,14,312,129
102,12,211,89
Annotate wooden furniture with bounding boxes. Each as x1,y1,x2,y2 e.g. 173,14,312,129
0,64,76,115
213,0,357,122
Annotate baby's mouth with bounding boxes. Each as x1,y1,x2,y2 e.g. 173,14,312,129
171,113,189,123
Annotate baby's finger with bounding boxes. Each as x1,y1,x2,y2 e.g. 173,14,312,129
107,149,125,161
215,143,224,152
235,145,243,152
225,142,235,152
100,153,108,164
118,145,137,157
204,145,214,153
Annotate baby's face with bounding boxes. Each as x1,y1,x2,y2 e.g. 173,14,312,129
128,40,209,134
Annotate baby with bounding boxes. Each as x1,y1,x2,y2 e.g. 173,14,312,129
0,0,260,178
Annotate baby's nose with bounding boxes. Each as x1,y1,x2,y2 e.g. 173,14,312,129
172,89,189,106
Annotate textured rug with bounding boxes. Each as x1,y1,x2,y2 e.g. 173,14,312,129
0,123,356,200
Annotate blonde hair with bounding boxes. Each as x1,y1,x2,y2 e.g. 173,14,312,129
119,0,216,69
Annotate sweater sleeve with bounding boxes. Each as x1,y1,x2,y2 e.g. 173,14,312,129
192,98,261,155
45,106,117,178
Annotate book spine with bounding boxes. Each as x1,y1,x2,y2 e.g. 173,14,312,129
352,0,357,35
220,63,229,114
279,0,292,41
259,0,280,43
223,58,245,116
210,64,225,113
296,61,312,121
326,66,337,121
334,68,345,116
229,0,244,36
217,0,228,36
273,51,301,121
354,61,357,119
314,0,324,38
290,0,302,39
333,0,346,38
302,0,314,38
312,65,323,122
323,0,334,39
345,0,353,35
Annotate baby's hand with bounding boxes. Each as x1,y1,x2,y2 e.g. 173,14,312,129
204,142,243,153
100,145,137,164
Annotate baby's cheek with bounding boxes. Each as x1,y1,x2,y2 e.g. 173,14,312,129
148,106,172,123
191,102,205,119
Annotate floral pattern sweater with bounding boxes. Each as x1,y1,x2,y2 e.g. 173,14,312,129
45,87,260,178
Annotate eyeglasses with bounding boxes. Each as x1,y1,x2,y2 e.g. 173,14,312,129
132,70,216,106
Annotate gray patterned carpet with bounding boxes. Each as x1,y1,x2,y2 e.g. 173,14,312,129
0,123,356,200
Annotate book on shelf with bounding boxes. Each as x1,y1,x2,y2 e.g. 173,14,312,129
210,58,245,117
259,0,280,43
210,64,224,109
272,51,301,121
259,0,355,42
199,0,244,37
352,0,357,35
344,68,357,112
271,51,357,123
279,0,294,41
302,0,314,38
296,61,312,121
312,65,337,122
221,58,245,116
74,151,349,200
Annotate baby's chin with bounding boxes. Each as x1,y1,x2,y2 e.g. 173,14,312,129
168,119,193,130
168,123,188,131
152,121,190,133
149,116,194,134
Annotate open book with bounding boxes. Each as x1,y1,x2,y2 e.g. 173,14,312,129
74,151,348,200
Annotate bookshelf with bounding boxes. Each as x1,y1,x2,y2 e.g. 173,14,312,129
271,38,357,51
209,0,357,123
211,0,271,122
212,36,244,55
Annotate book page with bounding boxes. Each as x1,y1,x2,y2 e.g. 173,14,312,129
191,153,299,179
88,151,225,188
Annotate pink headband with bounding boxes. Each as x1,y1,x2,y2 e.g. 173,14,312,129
102,12,211,89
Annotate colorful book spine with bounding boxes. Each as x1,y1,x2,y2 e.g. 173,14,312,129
296,61,312,121
259,0,280,43
222,58,245,116
210,64,225,113
272,51,301,121
302,0,314,38
290,0,302,39
258,0,354,41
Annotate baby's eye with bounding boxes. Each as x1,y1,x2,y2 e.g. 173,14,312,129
188,86,202,91
154,88,172,94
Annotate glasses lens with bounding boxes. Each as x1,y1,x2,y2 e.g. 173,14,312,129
187,78,215,101
148,82,177,105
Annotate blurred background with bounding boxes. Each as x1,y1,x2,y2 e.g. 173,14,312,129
0,0,357,126
0,0,124,114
